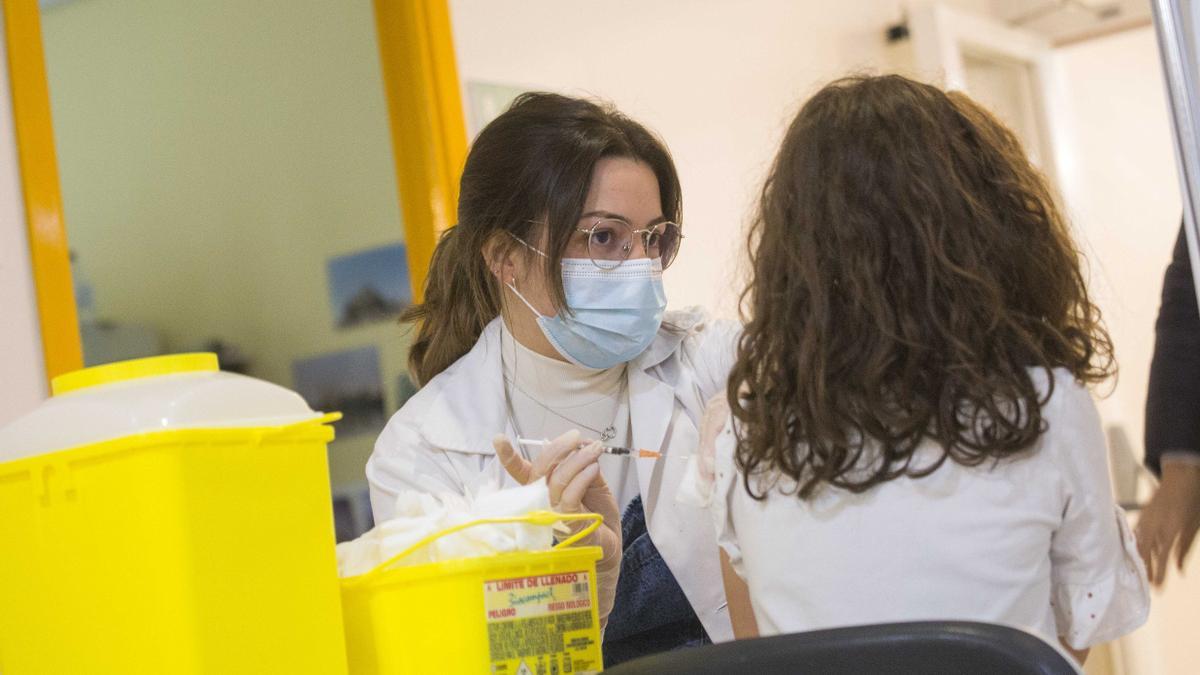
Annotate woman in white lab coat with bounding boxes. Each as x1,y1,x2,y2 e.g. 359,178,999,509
366,92,736,664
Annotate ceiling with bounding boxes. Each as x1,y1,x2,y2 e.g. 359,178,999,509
989,0,1154,44
35,0,1155,47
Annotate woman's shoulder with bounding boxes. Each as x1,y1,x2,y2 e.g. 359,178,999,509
1029,367,1100,427
376,320,507,456
374,378,440,452
1029,366,1091,399
661,306,740,361
382,350,474,433
1027,367,1108,473
646,307,741,398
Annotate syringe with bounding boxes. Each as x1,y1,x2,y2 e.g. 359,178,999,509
516,438,666,459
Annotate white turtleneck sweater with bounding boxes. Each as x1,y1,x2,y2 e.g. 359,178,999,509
500,323,640,514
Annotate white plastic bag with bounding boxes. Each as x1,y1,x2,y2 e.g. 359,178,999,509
336,479,554,577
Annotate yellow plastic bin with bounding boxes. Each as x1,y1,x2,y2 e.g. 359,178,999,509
341,511,606,674
0,354,349,675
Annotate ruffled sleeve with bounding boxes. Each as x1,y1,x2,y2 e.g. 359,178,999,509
1056,502,1147,643
1052,506,1149,648
1046,373,1150,649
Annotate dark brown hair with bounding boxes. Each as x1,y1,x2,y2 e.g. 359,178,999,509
402,92,681,385
728,74,1113,499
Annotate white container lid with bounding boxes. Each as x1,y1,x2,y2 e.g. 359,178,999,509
0,353,325,463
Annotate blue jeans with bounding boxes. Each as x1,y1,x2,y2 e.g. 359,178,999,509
602,496,710,667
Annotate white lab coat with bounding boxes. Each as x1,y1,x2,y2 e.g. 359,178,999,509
367,307,738,642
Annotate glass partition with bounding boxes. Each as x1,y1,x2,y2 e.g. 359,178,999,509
1153,0,1200,299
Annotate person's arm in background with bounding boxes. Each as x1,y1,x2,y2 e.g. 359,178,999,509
1138,223,1200,585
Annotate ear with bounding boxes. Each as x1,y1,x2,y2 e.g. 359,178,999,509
482,231,517,282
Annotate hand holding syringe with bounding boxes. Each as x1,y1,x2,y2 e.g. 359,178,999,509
493,430,622,624
516,438,682,460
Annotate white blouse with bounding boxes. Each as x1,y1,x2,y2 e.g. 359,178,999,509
687,368,1149,650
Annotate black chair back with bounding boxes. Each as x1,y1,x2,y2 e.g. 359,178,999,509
605,621,1081,675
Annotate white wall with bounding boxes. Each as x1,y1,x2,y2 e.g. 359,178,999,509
449,0,994,318
1050,26,1195,675
0,14,49,428
1053,26,1182,457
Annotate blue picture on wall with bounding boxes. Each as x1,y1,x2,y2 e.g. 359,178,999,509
327,243,411,329
292,346,386,437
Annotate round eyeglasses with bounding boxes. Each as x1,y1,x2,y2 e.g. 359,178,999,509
574,218,684,270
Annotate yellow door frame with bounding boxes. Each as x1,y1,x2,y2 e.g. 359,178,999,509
372,0,468,303
3,0,82,382
5,0,465,383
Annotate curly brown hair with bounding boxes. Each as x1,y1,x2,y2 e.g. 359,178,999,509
727,74,1114,500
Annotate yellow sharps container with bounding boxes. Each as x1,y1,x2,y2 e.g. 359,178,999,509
0,354,349,675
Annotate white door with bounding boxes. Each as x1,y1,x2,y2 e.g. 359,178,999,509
908,3,1060,184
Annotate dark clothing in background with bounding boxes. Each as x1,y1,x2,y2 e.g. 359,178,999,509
1145,224,1200,476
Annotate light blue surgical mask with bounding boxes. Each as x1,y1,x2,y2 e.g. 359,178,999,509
506,257,667,369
